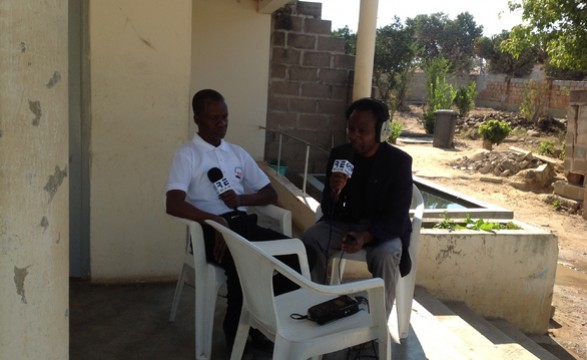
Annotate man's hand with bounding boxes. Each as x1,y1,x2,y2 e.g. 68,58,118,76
341,231,372,254
219,189,240,209
212,216,230,263
330,172,350,202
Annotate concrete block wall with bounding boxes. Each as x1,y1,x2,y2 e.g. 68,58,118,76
552,90,587,219
565,90,587,178
265,1,354,177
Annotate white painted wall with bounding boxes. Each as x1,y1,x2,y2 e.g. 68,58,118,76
0,1,69,357
88,0,273,280
89,0,192,280
191,0,271,159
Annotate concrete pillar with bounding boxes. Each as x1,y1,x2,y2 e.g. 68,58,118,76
352,0,378,100
0,1,69,359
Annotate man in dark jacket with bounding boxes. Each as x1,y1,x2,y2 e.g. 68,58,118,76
301,97,413,315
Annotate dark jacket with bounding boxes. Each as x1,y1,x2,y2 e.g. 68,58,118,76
321,142,414,276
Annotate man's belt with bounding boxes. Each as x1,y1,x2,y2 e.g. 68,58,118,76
221,210,248,221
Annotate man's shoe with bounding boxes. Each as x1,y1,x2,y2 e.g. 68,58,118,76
249,328,274,353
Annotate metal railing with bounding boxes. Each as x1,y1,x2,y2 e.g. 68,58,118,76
260,126,331,194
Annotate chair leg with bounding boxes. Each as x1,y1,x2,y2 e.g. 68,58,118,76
195,276,221,360
169,264,189,322
396,273,416,339
378,333,391,360
329,258,347,285
229,311,250,360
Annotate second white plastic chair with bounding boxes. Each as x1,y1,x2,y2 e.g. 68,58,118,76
328,184,425,339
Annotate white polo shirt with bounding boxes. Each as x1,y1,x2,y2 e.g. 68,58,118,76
166,133,271,215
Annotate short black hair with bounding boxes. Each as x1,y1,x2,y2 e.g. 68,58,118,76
192,89,225,115
345,98,389,140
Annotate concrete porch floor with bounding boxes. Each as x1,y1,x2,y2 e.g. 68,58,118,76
69,280,564,360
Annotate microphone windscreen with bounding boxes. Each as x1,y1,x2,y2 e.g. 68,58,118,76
331,146,354,177
208,167,232,194
207,167,223,182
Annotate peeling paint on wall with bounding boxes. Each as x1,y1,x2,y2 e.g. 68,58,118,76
43,165,67,202
46,71,61,88
13,265,32,304
28,99,42,126
40,216,49,231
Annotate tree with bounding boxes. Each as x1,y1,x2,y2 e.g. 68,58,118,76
373,19,417,110
475,31,537,77
502,0,587,71
442,12,484,75
332,26,356,55
406,12,483,74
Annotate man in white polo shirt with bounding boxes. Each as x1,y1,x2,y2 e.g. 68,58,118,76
166,89,297,352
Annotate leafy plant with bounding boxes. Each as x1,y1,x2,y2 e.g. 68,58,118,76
388,121,403,143
538,140,556,157
519,79,550,123
433,212,521,231
478,119,512,146
453,82,477,117
551,199,561,210
423,112,436,134
423,58,456,134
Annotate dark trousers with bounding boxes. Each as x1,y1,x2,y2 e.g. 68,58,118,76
200,212,301,344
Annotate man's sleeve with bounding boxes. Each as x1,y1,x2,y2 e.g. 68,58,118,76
166,148,192,193
241,150,271,193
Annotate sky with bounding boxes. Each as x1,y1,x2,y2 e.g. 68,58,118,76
318,0,524,37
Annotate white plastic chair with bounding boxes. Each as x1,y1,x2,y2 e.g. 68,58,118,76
328,183,424,339
167,204,292,360
205,219,391,360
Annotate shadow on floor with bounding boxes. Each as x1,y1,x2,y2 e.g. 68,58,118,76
70,280,390,360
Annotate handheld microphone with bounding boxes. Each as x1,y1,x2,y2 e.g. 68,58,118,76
331,159,354,177
207,167,232,195
331,146,354,177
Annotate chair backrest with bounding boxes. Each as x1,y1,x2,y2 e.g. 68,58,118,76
204,220,287,332
408,184,424,263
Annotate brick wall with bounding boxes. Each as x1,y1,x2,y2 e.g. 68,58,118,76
265,1,355,176
407,72,587,118
475,76,587,117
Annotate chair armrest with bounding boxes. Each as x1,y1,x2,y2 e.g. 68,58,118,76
250,204,292,237
254,239,311,280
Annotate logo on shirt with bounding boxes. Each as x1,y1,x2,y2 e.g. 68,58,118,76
234,166,243,180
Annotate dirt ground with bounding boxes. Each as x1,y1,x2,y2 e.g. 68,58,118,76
395,106,587,359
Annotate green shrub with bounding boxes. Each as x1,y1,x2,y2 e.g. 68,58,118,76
478,119,512,146
519,79,549,122
423,112,435,134
538,140,556,157
453,82,477,117
388,121,403,143
423,58,456,134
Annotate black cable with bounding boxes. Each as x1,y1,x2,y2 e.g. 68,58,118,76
322,196,337,284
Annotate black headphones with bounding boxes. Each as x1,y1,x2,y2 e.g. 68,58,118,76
345,98,391,143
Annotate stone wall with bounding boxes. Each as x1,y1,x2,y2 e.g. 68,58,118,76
265,1,355,177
